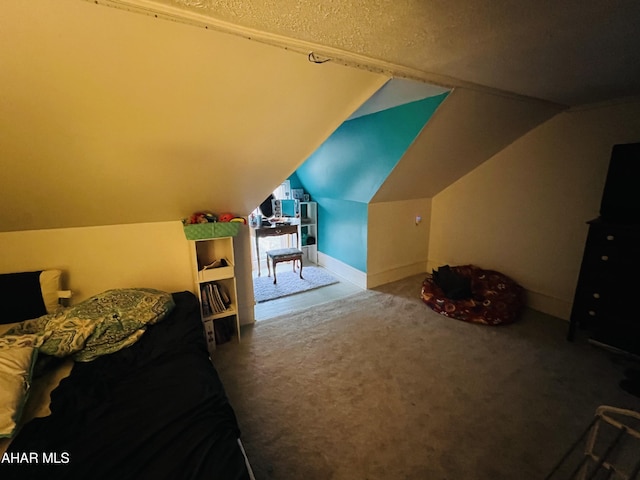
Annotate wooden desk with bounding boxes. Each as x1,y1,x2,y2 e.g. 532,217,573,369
251,221,300,276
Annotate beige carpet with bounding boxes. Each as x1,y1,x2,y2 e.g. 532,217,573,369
214,274,640,480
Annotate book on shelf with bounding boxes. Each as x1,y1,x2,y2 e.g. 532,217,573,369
217,282,231,305
201,286,212,314
212,284,226,311
200,282,232,316
207,284,225,313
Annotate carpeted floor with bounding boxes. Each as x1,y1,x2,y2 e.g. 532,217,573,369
214,274,640,480
253,266,338,303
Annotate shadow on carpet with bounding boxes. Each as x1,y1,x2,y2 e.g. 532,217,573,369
253,266,338,303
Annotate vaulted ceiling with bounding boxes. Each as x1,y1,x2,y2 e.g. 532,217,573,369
2,0,639,233
0,1,385,232
152,0,640,106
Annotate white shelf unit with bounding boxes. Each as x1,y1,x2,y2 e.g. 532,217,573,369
189,236,240,353
299,201,318,265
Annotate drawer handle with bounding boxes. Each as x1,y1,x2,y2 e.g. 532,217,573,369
606,235,615,241
593,293,600,299
601,255,609,261
275,229,282,234
588,310,596,316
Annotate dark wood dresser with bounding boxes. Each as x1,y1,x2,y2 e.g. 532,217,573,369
567,142,640,356
567,218,640,355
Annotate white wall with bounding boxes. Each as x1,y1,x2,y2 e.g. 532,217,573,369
429,99,640,319
367,198,431,287
0,221,255,325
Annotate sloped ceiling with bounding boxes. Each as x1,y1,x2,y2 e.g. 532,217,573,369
154,0,640,106
0,1,386,232
4,0,640,233
297,94,448,204
372,88,561,202
347,78,449,120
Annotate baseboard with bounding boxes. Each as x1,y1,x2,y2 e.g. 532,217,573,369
239,304,255,326
317,252,367,289
427,259,571,320
525,290,571,321
425,260,440,273
366,262,428,288
321,256,572,319
318,255,428,289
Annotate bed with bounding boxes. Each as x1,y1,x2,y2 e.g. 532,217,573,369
0,270,254,479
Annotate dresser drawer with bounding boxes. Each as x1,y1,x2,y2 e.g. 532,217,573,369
569,301,603,331
572,287,610,311
569,220,640,340
257,225,298,237
584,225,640,263
575,269,635,294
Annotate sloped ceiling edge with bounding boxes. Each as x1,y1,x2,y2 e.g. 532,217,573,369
0,0,387,232
371,88,563,203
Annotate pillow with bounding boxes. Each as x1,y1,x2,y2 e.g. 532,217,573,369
39,269,63,315
0,322,20,337
0,270,62,324
0,346,38,438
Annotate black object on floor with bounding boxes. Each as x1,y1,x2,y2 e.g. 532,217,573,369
624,368,640,381
620,368,640,397
432,265,472,300
620,378,640,397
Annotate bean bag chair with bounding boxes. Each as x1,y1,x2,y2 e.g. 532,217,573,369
421,264,526,325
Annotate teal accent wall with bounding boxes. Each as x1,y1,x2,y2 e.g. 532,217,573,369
287,171,304,191
316,197,368,272
293,93,448,272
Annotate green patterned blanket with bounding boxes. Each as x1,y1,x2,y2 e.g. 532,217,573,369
0,288,175,362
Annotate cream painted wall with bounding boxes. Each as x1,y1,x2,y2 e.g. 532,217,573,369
0,0,386,233
429,99,640,319
372,88,561,202
0,221,255,325
0,222,191,301
232,227,256,325
367,199,431,287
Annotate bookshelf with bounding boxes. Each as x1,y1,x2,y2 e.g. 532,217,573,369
300,201,317,264
189,235,240,353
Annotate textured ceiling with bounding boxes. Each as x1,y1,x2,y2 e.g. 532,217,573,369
151,0,640,106
2,0,637,233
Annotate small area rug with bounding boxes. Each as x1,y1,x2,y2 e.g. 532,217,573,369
253,266,338,303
